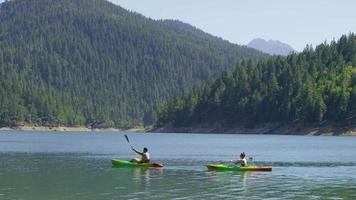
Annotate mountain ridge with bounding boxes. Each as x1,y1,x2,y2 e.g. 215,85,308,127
0,0,266,128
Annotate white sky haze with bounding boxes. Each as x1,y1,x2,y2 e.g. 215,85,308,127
109,0,356,51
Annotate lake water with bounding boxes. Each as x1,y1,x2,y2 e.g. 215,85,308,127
0,132,356,199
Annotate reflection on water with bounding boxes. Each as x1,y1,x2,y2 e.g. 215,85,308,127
206,170,273,198
130,168,163,191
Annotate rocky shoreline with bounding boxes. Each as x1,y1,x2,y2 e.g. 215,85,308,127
0,126,146,132
1,122,355,135
151,121,356,136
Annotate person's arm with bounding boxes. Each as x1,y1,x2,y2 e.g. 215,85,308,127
234,159,242,164
131,147,143,156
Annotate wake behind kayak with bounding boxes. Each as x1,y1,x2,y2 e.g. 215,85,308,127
207,164,272,172
111,159,164,168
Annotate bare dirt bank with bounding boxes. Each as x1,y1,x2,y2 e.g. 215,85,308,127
151,121,356,136
0,126,146,133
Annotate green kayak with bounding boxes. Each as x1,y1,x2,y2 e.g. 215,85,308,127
111,159,164,168
207,164,272,172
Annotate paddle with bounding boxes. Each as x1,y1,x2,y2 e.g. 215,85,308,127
220,156,253,164
124,134,134,149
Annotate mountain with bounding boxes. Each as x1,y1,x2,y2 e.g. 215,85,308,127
247,38,296,56
156,34,356,133
0,0,266,128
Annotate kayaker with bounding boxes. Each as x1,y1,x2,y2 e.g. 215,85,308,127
131,147,150,163
234,152,247,166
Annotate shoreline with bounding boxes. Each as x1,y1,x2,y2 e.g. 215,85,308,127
150,121,356,136
1,122,355,136
0,126,146,133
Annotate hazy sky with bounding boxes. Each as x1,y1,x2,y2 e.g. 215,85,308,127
109,0,356,51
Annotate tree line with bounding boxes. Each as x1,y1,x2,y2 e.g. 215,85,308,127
157,34,356,128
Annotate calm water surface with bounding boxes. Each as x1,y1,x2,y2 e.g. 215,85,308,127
0,132,356,199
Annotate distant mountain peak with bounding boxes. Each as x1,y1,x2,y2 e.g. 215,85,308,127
247,38,296,56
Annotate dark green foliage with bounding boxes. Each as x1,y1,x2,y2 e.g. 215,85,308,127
157,34,356,127
0,0,266,127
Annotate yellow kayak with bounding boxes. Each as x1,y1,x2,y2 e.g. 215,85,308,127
207,164,272,171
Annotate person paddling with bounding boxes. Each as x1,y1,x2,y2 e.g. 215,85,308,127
131,147,150,163
234,152,248,167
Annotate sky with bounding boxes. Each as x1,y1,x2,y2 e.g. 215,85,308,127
109,0,356,51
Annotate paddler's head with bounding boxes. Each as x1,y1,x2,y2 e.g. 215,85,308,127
240,152,246,159
143,147,148,153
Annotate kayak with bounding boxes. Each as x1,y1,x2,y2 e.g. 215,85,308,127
111,159,164,168
207,164,272,172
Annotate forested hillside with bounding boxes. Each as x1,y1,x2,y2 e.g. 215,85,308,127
157,34,356,129
0,0,266,128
